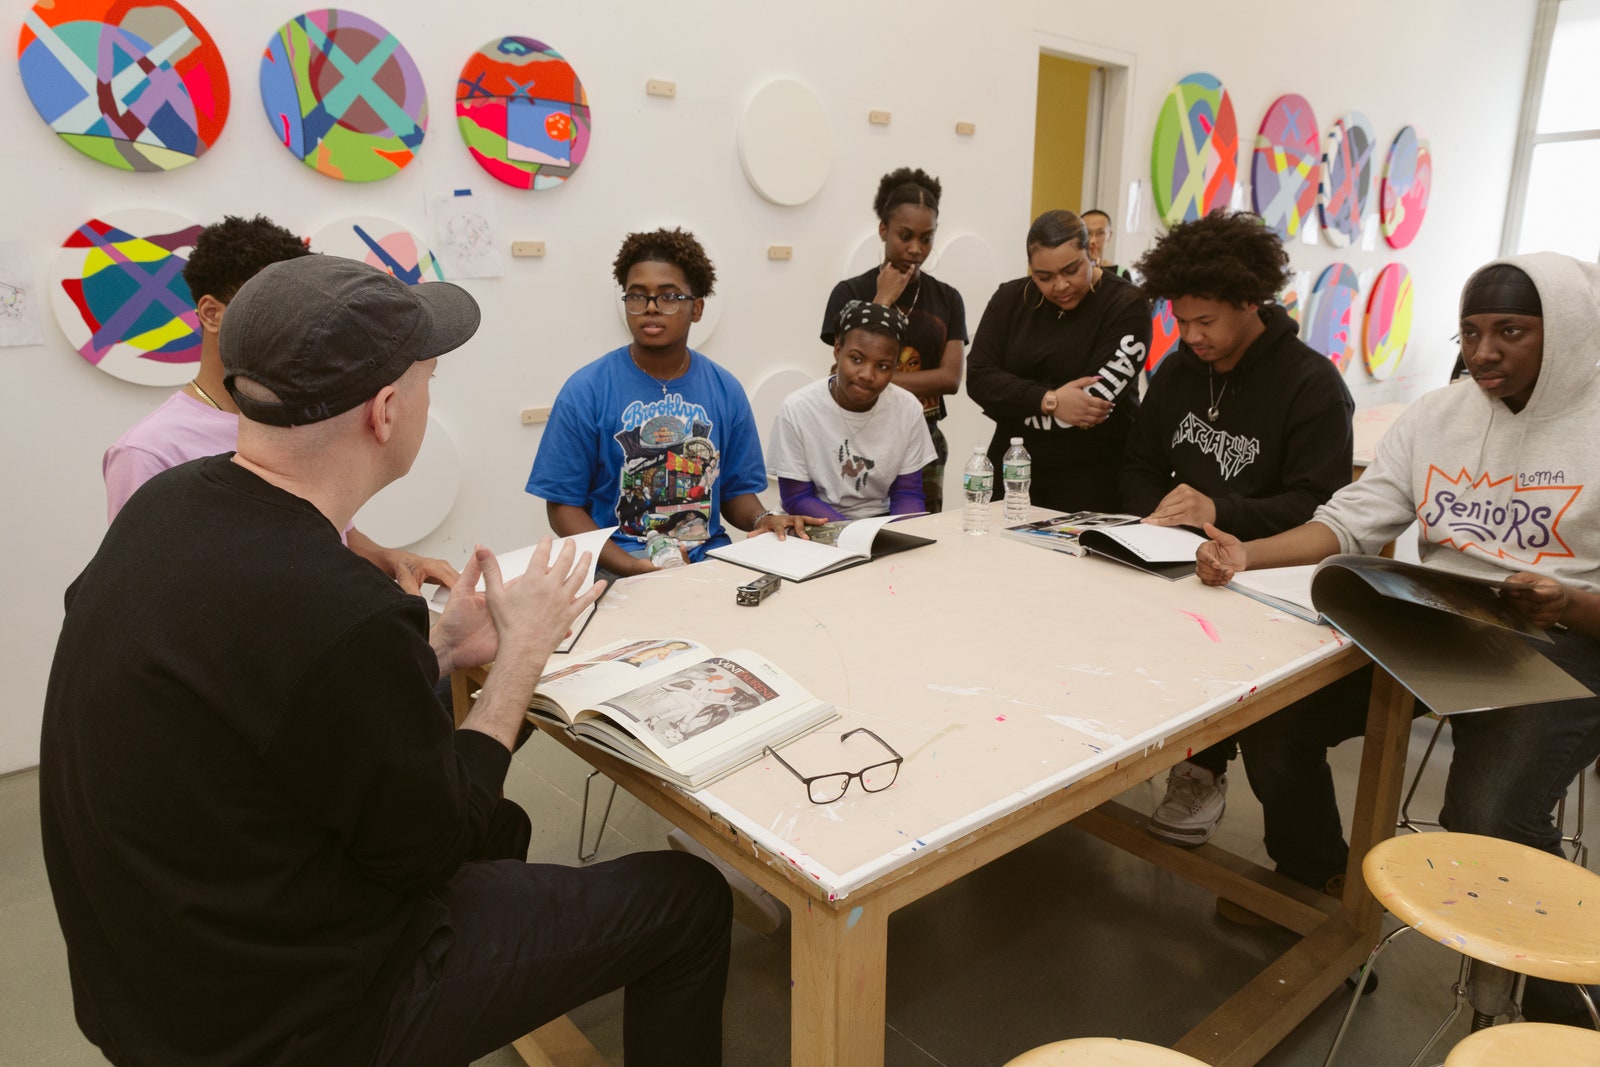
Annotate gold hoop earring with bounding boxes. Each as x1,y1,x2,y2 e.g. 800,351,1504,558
1027,278,1045,310
1088,265,1099,294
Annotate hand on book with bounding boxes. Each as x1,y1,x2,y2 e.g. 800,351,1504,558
752,512,825,541
1500,572,1570,630
1143,483,1217,529
1195,522,1247,586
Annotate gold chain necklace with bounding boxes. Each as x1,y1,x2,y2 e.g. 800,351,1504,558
630,347,690,399
189,379,223,410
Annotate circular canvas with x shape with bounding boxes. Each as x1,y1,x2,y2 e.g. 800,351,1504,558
456,36,592,190
52,210,204,385
1318,112,1375,249
1151,72,1238,225
259,9,428,182
18,0,230,171
1251,94,1320,241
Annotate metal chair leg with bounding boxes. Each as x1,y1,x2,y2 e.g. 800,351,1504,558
577,771,618,862
1406,955,1472,1067
1580,983,1600,1030
1324,925,1411,1066
1399,717,1446,833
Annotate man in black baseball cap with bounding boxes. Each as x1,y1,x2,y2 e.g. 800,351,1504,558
41,256,733,1066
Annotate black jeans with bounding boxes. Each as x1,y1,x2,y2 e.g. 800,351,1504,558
369,851,732,1066
1236,628,1600,1022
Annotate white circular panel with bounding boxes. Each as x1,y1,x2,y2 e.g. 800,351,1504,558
310,215,445,284
749,365,815,469
354,414,460,546
737,79,832,206
930,233,1000,315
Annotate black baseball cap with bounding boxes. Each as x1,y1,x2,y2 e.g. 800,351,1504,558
220,255,480,427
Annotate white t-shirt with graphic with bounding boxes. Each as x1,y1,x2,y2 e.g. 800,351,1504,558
767,377,937,519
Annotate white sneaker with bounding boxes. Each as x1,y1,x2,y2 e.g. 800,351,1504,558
666,828,787,935
1148,760,1228,847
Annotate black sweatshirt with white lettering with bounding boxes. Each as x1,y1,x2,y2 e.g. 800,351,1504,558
1119,304,1355,541
967,271,1151,512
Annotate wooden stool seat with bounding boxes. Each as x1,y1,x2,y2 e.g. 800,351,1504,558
1363,831,1600,984
1003,1037,1209,1065
1443,1021,1600,1065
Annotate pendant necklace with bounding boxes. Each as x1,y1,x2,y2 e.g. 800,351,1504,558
631,346,690,399
1207,367,1230,422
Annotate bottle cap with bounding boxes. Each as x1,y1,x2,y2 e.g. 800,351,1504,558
972,445,985,453
1010,437,1022,444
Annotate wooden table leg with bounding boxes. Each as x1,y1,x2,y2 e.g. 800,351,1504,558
1340,668,1414,934
790,893,889,1067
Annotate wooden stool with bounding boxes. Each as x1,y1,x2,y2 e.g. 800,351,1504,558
1324,832,1600,1067
1004,1037,1209,1065
1443,1021,1600,1065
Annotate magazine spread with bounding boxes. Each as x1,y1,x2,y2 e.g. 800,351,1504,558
707,513,933,581
1001,511,1139,556
1309,554,1588,715
529,637,839,789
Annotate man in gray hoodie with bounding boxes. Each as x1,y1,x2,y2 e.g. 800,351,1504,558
1195,252,1600,1026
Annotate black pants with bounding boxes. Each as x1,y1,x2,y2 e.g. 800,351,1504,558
369,851,732,1066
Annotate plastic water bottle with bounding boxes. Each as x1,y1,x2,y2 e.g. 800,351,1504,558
645,530,684,569
1002,437,1032,524
962,447,994,535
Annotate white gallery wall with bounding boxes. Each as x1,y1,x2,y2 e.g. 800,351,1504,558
0,0,1538,771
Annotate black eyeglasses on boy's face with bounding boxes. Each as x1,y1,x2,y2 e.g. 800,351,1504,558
622,291,697,315
764,728,903,805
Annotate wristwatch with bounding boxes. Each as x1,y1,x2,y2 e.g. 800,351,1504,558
1041,390,1059,415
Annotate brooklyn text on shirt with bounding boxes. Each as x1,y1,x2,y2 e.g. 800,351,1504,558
622,394,711,432
1417,466,1580,563
1170,412,1261,480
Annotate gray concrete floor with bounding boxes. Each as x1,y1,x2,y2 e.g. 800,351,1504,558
4,717,1593,1066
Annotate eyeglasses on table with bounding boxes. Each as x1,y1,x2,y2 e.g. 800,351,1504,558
765,727,903,805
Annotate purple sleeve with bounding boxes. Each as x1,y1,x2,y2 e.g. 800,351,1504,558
888,471,927,515
778,478,848,521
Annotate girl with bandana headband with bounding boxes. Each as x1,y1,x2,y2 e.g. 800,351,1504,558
769,301,938,520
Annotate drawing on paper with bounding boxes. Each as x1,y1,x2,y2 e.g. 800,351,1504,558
1381,126,1431,249
1317,112,1375,249
427,190,503,279
1251,94,1320,241
18,0,230,171
0,241,46,347
1363,263,1414,380
310,216,444,284
1151,72,1238,225
51,210,203,385
258,9,427,182
455,36,591,190
1305,262,1360,371
1146,298,1181,378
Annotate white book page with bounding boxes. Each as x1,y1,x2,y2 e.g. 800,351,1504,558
1230,565,1317,612
834,514,902,557
1100,524,1207,563
709,533,849,579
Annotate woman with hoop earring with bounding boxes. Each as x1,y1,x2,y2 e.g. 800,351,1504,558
966,209,1151,512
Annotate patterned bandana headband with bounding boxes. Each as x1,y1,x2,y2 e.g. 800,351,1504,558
1460,264,1542,318
836,299,908,345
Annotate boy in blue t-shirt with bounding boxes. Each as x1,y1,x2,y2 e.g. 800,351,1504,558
527,228,816,577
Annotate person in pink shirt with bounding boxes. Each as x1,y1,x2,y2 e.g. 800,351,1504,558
103,215,457,594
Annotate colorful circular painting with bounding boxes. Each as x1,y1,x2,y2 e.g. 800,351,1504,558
456,36,591,190
1151,72,1238,225
1251,94,1320,241
1318,112,1376,249
52,210,204,385
1146,298,1181,378
18,0,230,171
259,9,427,182
1306,263,1361,371
310,216,444,284
1279,281,1300,324
1363,264,1414,380
1381,127,1431,249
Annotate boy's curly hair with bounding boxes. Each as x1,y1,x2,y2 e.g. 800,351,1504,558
612,228,716,297
182,215,310,304
873,167,941,222
1134,210,1290,306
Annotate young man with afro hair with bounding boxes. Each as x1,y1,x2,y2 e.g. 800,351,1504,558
527,228,816,580
1122,209,1354,849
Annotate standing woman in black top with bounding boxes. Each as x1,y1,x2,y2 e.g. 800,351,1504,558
966,209,1151,512
821,167,968,511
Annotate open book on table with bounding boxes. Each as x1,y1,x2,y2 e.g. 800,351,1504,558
1273,554,1589,715
707,513,933,582
1077,523,1206,580
1001,511,1139,556
528,637,839,789
427,527,615,653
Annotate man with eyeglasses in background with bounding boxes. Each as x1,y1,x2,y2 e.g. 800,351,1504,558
525,228,817,579
1081,208,1130,280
